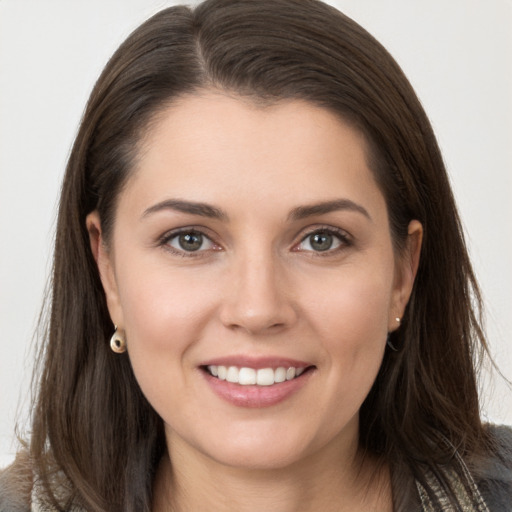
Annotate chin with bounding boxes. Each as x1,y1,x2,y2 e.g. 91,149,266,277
208,442,310,471
190,421,330,472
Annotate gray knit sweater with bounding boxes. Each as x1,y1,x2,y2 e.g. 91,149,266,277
1,426,511,511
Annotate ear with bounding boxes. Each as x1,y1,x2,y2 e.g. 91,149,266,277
86,211,125,328
388,220,423,332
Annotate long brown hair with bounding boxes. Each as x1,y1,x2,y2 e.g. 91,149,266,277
30,0,489,510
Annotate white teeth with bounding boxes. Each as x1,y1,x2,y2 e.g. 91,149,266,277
217,365,227,380
274,367,287,383
238,367,256,385
256,368,275,386
206,365,308,386
226,366,239,383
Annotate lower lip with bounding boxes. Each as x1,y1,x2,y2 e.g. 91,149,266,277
202,369,313,408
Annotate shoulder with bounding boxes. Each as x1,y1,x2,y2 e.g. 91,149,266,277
472,424,512,511
0,452,81,512
0,452,32,512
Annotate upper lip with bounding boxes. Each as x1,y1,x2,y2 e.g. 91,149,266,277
199,355,313,370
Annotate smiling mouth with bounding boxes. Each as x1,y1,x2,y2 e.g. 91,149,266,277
202,365,314,386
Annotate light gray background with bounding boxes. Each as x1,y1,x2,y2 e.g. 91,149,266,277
1,0,511,468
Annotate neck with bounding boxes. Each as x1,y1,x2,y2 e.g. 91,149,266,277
152,432,392,512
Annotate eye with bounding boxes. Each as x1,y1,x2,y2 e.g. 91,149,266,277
165,230,216,253
296,228,349,253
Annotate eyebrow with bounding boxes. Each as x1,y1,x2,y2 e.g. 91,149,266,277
287,199,371,221
141,199,228,221
141,197,371,223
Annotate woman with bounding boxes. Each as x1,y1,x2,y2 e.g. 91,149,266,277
1,0,511,510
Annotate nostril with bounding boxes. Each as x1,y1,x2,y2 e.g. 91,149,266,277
219,278,299,334
231,321,288,336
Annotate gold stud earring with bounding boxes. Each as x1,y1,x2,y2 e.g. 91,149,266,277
110,326,126,354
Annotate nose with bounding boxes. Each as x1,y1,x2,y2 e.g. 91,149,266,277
219,250,298,335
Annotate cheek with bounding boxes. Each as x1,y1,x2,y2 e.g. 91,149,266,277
118,259,215,342
113,259,219,392
301,262,393,349
297,262,393,411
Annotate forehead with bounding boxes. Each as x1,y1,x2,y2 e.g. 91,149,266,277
124,91,386,219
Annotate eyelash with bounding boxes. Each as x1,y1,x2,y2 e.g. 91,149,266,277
158,228,220,257
158,225,352,257
294,226,352,255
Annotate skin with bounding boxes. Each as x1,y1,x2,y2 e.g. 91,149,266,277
87,91,422,511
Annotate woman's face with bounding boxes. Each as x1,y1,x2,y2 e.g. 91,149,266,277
89,92,421,470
